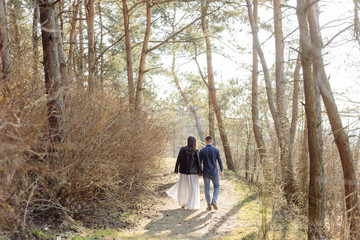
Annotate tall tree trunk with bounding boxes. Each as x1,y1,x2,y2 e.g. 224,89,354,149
54,10,68,86
245,120,252,180
38,0,65,144
78,2,84,84
58,0,64,42
209,92,215,146
250,0,266,167
307,0,360,237
355,0,360,45
85,0,96,93
354,133,360,171
194,41,215,145
98,1,104,88
247,0,279,185
134,0,152,111
299,120,309,197
122,0,134,107
247,0,296,202
314,64,325,234
296,0,324,238
9,0,20,51
251,145,258,182
249,0,268,185
274,0,297,203
288,54,301,162
0,0,10,82
201,0,235,171
171,41,205,144
246,0,280,160
67,0,81,78
32,0,39,79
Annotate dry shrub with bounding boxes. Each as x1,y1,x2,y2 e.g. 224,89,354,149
0,78,49,234
322,130,346,238
55,89,170,211
0,81,170,235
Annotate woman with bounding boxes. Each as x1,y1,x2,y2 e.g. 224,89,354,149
166,136,202,210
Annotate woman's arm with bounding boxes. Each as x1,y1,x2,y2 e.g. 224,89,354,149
196,150,202,175
174,148,182,173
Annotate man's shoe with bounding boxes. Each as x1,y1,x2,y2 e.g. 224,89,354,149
211,202,218,210
206,205,212,211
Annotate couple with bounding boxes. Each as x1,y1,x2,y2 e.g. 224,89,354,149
166,136,224,211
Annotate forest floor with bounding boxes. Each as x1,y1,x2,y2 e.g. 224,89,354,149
64,158,267,240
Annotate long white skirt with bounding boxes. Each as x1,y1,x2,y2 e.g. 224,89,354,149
166,174,200,210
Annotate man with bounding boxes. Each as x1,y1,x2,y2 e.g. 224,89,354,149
200,136,224,211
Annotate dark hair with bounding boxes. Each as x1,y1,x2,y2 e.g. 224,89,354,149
205,136,213,142
186,136,196,155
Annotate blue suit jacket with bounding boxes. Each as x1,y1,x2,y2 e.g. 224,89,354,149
199,145,224,176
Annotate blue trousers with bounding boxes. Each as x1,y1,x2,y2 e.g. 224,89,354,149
203,174,220,205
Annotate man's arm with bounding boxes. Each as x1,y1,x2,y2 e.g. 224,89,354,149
199,150,203,165
217,149,224,177
196,150,202,176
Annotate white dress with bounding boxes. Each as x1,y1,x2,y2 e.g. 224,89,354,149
166,173,200,210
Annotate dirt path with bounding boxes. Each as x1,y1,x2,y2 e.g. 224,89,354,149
116,158,261,240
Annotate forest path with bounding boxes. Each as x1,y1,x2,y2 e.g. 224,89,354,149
114,158,262,240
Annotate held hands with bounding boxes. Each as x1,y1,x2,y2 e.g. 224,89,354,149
220,171,224,178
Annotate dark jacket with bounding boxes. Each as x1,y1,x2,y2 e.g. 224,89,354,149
200,144,223,177
175,147,202,175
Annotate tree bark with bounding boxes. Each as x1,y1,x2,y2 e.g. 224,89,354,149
250,0,266,167
54,9,68,87
247,0,296,202
32,1,39,79
249,0,268,184
354,133,360,172
9,0,20,51
85,0,96,93
355,0,360,45
201,0,235,171
38,0,65,144
0,0,11,82
307,0,360,237
98,1,104,88
194,42,215,145
122,0,134,107
78,1,84,84
251,145,258,182
274,0,297,203
296,1,324,238
288,54,301,161
134,0,152,111
58,0,64,42
354,133,360,171
209,91,215,146
246,0,280,157
67,0,81,78
245,121,252,180
299,120,309,197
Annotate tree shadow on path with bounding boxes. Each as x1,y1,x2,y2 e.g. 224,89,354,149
201,193,258,240
143,208,214,239
143,193,257,240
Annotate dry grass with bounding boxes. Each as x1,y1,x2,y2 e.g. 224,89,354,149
0,78,170,237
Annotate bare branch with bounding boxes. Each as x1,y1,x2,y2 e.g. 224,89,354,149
322,24,354,49
280,4,296,10
192,41,210,89
95,34,125,65
147,4,226,53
